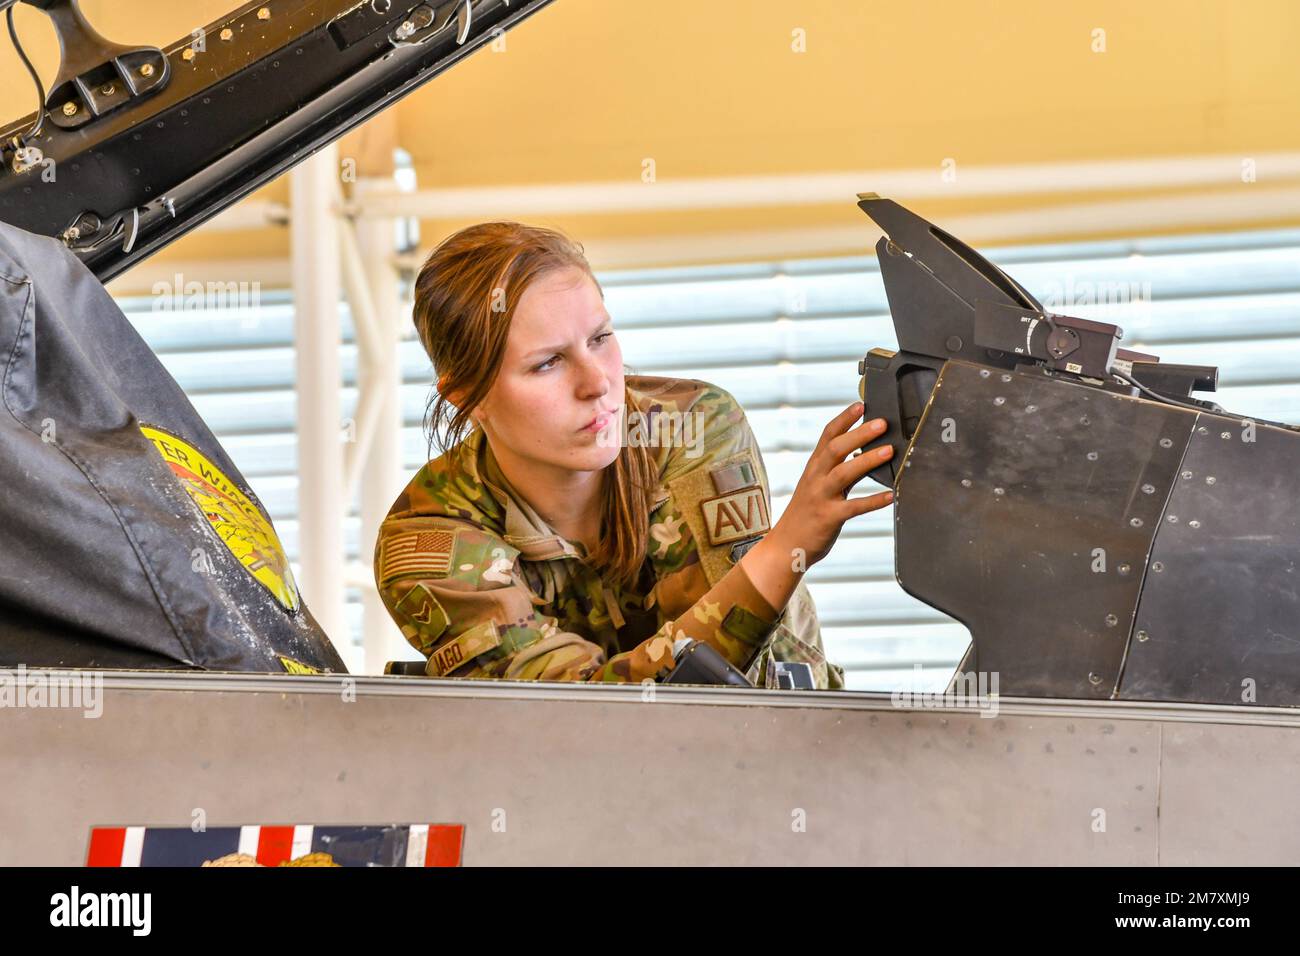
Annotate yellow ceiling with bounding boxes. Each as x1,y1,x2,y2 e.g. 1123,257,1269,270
4,0,1299,284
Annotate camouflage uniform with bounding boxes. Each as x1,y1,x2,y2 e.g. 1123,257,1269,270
375,375,846,689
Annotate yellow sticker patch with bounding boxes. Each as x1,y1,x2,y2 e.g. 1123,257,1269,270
140,424,300,612
278,656,320,675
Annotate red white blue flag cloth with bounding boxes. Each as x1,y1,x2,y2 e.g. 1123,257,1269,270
87,824,464,867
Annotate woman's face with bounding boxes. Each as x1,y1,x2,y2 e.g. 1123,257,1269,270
472,266,625,476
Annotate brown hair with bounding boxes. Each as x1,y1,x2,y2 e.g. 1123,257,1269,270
412,222,657,589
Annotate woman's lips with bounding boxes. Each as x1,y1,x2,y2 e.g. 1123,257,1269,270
581,410,616,433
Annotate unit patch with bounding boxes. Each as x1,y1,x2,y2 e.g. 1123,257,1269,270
701,485,770,546
140,424,300,611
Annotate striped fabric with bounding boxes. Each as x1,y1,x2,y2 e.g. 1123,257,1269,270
86,823,463,867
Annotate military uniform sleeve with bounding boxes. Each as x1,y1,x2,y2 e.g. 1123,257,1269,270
655,382,845,688
375,517,676,683
635,382,787,675
639,552,782,674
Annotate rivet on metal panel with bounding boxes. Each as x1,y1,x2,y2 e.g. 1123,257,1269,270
257,6,271,19
1181,470,1193,479
1080,416,1090,425
1025,404,1037,413
1220,431,1231,439
182,48,195,61
139,63,155,77
1088,673,1102,685
993,487,1005,496
62,102,78,116
1136,630,1149,642
960,478,972,488
1118,563,1131,575
1141,483,1155,494
1000,374,1012,383
993,396,1005,406
1159,438,1173,448
1152,561,1164,572
1086,451,1098,461
1206,476,1217,485
979,369,990,378
1130,517,1144,528
1105,614,1118,627
1188,519,1201,529
220,27,234,40
1198,426,1208,435
1167,515,1179,523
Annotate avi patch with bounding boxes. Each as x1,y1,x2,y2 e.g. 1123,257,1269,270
140,424,300,612
701,485,770,546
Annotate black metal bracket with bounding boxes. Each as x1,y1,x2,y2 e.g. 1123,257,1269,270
21,0,169,131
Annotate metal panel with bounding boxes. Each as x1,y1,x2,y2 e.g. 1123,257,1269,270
5,673,1300,866
1158,722,1300,866
893,360,1194,698
1121,415,1300,705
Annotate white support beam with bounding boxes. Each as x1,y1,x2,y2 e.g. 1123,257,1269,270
350,153,1300,219
355,178,412,673
112,182,1300,296
290,146,347,648
339,210,385,496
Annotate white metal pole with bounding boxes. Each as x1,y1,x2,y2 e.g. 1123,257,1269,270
355,178,409,673
290,146,347,651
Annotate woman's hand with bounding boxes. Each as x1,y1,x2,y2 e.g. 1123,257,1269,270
768,401,895,569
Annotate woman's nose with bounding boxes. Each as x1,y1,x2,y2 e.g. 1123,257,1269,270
575,356,609,398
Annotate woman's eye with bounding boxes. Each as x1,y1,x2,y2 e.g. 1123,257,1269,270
593,332,613,346
534,355,560,372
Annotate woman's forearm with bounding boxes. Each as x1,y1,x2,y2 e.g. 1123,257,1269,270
737,529,805,617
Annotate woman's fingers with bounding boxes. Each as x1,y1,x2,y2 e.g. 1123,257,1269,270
843,488,896,518
828,442,893,490
826,416,889,462
818,402,867,449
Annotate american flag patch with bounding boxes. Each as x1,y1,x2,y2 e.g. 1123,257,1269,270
379,529,457,585
86,824,464,867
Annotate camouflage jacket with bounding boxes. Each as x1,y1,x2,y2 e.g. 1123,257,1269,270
375,375,845,689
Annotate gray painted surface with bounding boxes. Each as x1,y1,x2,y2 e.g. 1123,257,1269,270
2,673,1297,865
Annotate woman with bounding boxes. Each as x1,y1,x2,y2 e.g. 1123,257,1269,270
374,222,895,688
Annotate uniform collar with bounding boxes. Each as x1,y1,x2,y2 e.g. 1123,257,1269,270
467,426,671,563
